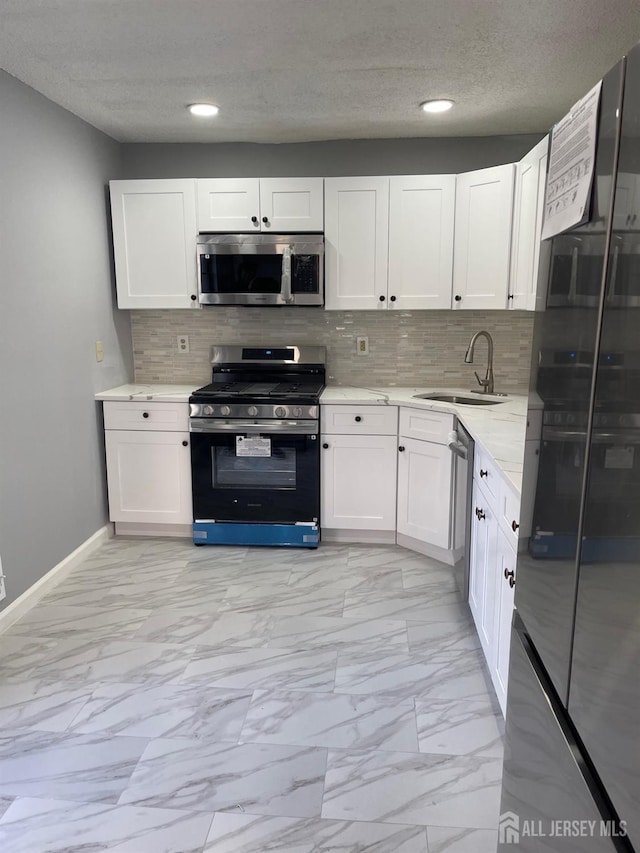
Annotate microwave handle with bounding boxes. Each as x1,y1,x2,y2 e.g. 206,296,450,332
281,245,293,304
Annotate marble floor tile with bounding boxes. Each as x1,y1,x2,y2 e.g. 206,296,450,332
0,730,149,803
8,604,152,641
42,564,188,609
204,812,428,852
322,749,502,828
401,564,458,591
219,584,345,618
0,799,14,820
407,618,481,655
240,689,419,752
120,739,327,817
267,614,409,652
134,608,276,647
181,646,337,692
426,825,499,853
0,635,62,679
343,588,468,623
415,696,504,757
182,561,292,589
28,638,195,685
69,682,252,741
0,678,94,733
346,546,431,571
334,648,491,700
0,796,214,853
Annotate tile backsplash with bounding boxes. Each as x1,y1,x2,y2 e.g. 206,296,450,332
131,308,534,393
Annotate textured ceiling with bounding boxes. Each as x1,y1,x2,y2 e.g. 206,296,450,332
1,0,640,143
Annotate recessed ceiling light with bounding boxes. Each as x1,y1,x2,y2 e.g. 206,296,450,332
420,99,454,114
188,103,219,117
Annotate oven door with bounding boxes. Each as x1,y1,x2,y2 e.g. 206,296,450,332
190,419,320,523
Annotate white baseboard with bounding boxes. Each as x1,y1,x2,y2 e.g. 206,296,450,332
0,523,113,635
321,528,397,545
114,522,192,538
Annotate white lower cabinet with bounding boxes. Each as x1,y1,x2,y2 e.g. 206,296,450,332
105,430,192,525
494,527,517,712
396,437,453,550
469,480,499,659
321,433,398,535
103,401,192,531
469,464,520,716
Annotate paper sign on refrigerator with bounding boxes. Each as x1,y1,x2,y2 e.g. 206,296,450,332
542,80,602,240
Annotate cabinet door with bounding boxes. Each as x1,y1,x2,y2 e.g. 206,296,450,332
469,480,499,663
259,178,324,231
324,177,389,310
396,437,453,549
509,136,550,310
105,430,192,525
196,178,261,232
110,180,198,309
321,434,397,530
453,164,515,309
493,527,517,715
388,175,455,309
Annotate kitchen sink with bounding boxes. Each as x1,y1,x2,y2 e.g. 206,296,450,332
413,393,507,406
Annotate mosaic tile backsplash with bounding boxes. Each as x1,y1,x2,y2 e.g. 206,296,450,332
131,308,534,394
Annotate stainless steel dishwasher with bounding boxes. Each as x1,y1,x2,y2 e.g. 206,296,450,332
448,419,474,603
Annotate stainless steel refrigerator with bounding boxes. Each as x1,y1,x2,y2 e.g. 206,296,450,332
499,45,640,853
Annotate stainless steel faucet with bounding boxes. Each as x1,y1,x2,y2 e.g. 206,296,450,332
464,330,494,394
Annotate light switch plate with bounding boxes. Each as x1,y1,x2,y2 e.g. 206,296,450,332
95,341,103,363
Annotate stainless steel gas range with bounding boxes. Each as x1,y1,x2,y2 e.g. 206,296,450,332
189,345,326,548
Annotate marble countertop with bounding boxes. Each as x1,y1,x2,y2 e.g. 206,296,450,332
95,384,198,402
321,386,532,495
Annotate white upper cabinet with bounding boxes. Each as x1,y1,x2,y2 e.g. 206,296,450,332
324,177,390,310
388,175,456,309
196,178,324,232
110,180,198,310
453,164,516,310
509,136,550,311
259,178,324,231
196,178,261,232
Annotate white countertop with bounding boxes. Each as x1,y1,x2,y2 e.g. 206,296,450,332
321,386,532,495
95,384,198,402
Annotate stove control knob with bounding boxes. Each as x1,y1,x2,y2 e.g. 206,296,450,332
220,405,231,416
204,405,214,416
292,406,303,418
247,405,258,417
275,406,287,418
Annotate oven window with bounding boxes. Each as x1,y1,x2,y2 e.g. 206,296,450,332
212,446,297,489
200,255,282,294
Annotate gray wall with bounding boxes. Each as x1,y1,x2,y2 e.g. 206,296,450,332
0,71,133,610
121,134,545,178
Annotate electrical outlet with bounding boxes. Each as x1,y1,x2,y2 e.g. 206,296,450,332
356,336,369,356
177,335,190,354
95,341,103,363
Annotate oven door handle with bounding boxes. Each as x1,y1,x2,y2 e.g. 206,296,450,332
189,418,318,435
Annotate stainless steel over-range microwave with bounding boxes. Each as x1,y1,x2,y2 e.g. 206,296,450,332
197,234,324,306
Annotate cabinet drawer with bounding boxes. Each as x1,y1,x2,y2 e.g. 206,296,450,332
474,445,501,503
498,477,521,544
103,401,189,432
399,407,454,443
321,405,398,435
